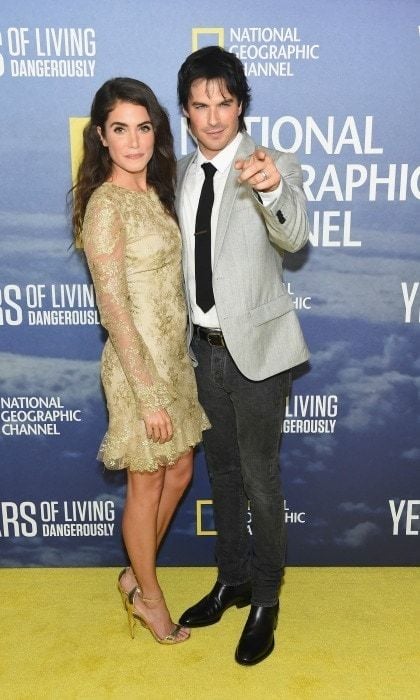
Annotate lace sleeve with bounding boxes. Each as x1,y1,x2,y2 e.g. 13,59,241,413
82,190,172,418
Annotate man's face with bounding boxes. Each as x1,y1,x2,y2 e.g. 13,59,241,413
184,78,242,159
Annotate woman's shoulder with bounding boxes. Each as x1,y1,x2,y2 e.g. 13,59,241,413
85,183,122,217
83,184,124,238
88,182,117,205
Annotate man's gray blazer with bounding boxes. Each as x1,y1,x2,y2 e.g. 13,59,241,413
176,132,310,381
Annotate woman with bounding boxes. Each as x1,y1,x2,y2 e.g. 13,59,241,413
72,78,209,644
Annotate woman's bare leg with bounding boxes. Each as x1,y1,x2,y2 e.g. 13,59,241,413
121,450,194,590
120,455,193,639
122,468,164,597
156,449,193,546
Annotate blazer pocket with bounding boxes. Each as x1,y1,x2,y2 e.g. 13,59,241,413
249,295,294,326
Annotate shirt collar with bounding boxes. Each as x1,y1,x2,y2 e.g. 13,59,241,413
195,132,243,174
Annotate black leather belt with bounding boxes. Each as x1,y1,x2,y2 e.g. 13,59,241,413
193,325,226,347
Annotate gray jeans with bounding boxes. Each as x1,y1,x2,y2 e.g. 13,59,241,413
193,334,290,607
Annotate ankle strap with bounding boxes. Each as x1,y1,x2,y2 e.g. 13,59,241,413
128,586,163,605
141,593,163,603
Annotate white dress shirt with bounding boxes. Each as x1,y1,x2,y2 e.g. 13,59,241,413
181,132,282,328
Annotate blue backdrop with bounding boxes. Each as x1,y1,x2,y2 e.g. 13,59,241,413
1,0,419,567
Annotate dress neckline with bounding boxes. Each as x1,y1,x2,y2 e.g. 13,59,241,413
102,181,154,196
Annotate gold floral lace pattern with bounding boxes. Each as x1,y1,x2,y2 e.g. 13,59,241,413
83,183,210,472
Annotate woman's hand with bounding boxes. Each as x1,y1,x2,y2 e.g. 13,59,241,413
144,408,173,444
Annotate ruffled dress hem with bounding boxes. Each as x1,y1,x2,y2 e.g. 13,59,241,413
97,413,210,473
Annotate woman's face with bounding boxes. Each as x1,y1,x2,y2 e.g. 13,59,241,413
98,100,155,184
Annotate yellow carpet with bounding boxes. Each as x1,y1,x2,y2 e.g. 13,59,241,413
0,567,419,699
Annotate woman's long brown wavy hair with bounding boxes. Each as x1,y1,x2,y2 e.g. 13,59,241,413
71,77,177,248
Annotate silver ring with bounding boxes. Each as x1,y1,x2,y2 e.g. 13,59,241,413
261,169,268,181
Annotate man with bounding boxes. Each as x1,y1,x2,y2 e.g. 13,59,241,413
176,46,309,665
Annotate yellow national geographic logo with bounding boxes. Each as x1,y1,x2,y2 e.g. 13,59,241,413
196,499,217,536
69,117,89,184
192,28,224,51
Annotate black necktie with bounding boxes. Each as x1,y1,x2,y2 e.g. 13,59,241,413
195,162,217,312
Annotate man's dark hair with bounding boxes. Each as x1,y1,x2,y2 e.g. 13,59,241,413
177,46,251,132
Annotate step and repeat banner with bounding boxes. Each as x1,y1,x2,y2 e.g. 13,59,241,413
1,1,419,567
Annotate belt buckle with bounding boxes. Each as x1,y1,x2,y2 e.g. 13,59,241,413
207,331,224,347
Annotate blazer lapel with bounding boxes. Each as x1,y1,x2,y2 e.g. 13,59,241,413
214,133,257,267
176,154,195,318
176,154,194,235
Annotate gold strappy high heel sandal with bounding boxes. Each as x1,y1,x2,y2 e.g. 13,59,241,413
126,587,190,645
117,568,138,610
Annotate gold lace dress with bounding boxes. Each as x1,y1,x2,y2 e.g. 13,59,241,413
82,182,209,472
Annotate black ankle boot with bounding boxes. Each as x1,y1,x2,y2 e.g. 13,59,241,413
235,602,279,665
179,580,252,627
